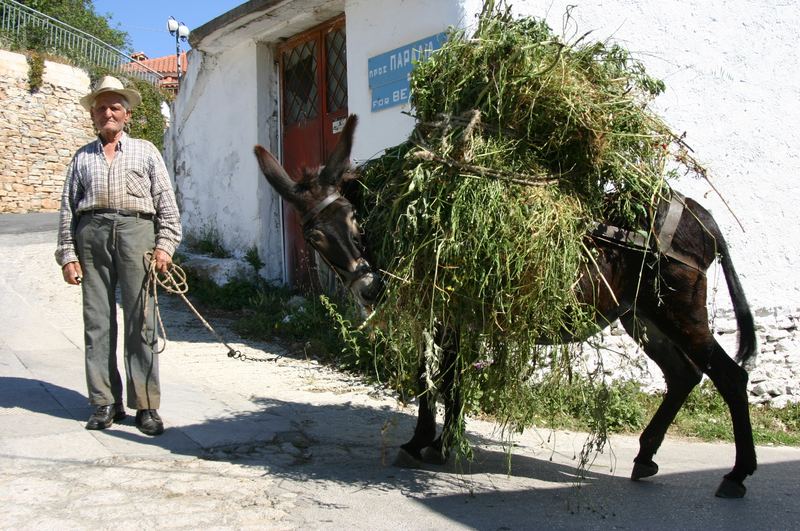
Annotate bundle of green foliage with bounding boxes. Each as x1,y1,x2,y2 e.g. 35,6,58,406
354,2,705,457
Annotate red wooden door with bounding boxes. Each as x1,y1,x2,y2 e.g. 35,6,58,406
279,16,347,290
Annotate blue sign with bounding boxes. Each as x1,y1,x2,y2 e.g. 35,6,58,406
371,78,412,111
368,32,447,111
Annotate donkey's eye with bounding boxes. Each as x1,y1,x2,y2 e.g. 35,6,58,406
307,229,325,244
351,233,364,250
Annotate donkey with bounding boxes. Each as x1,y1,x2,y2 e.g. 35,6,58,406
254,115,757,498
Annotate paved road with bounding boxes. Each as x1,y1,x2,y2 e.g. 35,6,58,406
1,213,799,530
0,211,59,235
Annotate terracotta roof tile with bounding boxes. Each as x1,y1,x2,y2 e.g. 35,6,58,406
124,52,188,76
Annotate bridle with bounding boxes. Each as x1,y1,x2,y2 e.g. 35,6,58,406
301,192,342,226
301,192,374,290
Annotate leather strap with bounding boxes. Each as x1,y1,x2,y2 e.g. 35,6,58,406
83,208,154,220
590,193,702,271
656,194,684,255
301,193,341,226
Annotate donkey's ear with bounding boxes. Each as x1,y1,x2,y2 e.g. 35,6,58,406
320,114,358,187
254,145,297,202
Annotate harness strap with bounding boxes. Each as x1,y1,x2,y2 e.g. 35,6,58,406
590,194,703,271
301,193,341,226
300,192,374,288
656,194,684,254
591,224,649,249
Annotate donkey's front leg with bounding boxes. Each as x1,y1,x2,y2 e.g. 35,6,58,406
395,363,438,467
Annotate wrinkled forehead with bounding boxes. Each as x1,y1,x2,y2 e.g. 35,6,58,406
93,92,130,110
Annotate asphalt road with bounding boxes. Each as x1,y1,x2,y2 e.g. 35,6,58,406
0,211,59,234
1,213,799,530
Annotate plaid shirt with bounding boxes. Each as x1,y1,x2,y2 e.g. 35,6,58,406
55,133,182,266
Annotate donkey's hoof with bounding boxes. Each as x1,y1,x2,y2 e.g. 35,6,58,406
631,460,659,480
393,448,423,469
420,446,449,465
715,477,746,498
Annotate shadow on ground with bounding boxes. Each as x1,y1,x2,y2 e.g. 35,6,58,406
0,376,88,420
4,376,798,529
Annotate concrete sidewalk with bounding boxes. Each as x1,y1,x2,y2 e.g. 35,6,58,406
1,216,799,530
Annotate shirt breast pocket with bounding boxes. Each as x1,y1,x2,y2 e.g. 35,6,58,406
126,169,151,198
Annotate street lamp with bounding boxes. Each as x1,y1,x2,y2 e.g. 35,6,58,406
167,16,190,89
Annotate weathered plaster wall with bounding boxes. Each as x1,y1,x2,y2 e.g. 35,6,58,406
0,50,94,213
172,0,799,402
344,0,467,161
346,0,800,308
503,0,800,405
344,0,800,403
167,41,284,282
508,0,800,311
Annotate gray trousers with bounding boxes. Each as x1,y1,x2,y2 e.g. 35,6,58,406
76,213,159,410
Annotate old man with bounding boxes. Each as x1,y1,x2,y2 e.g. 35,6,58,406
55,76,182,436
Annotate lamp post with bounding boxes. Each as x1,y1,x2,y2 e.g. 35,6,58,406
167,16,190,90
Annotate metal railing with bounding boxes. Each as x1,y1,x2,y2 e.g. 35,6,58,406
0,0,163,84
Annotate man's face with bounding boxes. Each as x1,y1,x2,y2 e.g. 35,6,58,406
91,92,131,139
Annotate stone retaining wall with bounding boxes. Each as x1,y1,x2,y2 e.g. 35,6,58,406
0,50,93,213
593,307,800,407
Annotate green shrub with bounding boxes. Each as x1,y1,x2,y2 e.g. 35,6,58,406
26,51,44,92
126,77,167,151
244,246,265,272
187,225,231,258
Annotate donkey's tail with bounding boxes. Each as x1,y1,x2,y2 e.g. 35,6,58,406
718,242,757,365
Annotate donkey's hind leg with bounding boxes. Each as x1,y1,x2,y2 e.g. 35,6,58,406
620,313,702,481
669,332,755,497
701,339,755,498
637,270,756,498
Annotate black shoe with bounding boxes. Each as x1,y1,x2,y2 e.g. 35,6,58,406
86,404,126,430
135,409,164,436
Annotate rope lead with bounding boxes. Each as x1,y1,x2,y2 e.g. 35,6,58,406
143,252,277,363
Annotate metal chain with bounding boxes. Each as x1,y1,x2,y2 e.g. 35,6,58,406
143,253,278,363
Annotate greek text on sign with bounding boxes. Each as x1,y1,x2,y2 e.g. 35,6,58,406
368,32,447,90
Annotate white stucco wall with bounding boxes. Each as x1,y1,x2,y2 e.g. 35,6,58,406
344,0,800,314
340,0,800,402
172,0,800,311
168,40,284,282
514,0,800,314
168,0,799,401
344,0,467,161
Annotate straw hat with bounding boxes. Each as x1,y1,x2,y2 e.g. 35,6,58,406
80,76,142,111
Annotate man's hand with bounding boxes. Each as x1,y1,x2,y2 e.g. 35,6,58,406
152,248,173,274
62,261,83,285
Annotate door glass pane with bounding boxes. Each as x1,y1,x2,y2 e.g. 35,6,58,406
283,40,319,124
326,28,347,113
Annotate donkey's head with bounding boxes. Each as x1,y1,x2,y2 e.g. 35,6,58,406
254,115,383,309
